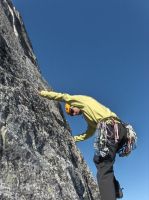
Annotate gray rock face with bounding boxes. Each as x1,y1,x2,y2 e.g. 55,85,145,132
0,0,100,199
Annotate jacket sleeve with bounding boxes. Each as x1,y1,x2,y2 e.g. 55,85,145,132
39,91,73,102
73,125,96,142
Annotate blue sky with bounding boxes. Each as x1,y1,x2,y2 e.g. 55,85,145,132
12,0,149,199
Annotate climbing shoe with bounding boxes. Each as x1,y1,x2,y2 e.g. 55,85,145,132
116,187,123,199
114,179,123,199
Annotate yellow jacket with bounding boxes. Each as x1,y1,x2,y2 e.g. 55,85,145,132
40,91,118,142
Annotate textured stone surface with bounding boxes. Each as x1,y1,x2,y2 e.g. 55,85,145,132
0,0,100,199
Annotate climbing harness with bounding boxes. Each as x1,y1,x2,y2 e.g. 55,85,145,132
94,118,137,158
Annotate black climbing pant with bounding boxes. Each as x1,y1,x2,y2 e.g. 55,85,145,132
93,123,127,200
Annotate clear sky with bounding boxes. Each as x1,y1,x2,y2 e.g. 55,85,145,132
12,0,149,199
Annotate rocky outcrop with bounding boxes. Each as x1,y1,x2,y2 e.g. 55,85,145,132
0,0,100,199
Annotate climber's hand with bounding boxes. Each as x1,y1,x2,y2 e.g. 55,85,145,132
38,90,49,96
73,136,80,142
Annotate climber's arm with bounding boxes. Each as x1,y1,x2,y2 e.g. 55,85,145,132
39,91,73,102
73,126,96,142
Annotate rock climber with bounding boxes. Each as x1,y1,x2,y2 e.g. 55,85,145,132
39,90,137,200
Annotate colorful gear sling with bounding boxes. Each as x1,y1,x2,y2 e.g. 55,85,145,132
94,118,137,157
